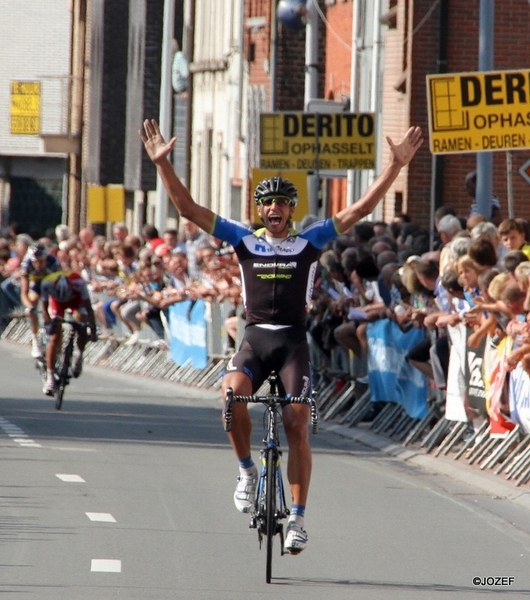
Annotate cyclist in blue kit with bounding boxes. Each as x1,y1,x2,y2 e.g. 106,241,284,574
140,119,423,554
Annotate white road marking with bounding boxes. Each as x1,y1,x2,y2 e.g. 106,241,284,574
0,419,43,448
91,559,121,572
86,512,116,523
56,474,86,483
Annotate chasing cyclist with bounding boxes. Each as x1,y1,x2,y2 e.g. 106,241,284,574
20,242,61,359
140,119,423,554
40,271,97,396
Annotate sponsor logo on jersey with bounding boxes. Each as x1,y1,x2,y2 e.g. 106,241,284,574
253,261,297,269
256,273,293,280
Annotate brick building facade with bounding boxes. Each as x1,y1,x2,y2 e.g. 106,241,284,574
246,0,530,229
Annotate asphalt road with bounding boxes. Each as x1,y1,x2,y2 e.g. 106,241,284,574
1,339,530,599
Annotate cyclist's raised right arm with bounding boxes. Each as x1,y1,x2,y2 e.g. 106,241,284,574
139,119,215,235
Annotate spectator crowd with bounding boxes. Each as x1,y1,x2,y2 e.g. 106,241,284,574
1,184,530,435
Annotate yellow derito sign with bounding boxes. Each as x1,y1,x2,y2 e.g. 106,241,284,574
427,69,530,154
10,81,41,135
260,112,376,171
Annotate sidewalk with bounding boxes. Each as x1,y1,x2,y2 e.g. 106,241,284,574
322,420,530,513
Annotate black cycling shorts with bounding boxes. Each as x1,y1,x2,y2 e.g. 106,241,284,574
226,324,312,397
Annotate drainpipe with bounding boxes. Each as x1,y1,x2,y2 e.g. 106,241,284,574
346,0,362,208
155,0,175,233
183,0,195,188
68,0,87,233
430,0,449,248
236,0,245,140
270,1,278,111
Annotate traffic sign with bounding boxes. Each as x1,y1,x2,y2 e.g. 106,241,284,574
260,112,376,171
519,157,530,185
427,69,530,154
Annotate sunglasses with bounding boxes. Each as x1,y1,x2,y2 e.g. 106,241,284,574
257,196,294,207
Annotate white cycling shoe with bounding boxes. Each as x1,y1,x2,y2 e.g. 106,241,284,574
31,339,43,359
284,521,308,554
234,470,258,513
43,376,55,397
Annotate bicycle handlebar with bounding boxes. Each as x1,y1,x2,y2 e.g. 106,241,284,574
52,316,91,329
224,389,318,434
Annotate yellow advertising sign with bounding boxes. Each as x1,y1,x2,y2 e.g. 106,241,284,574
260,112,375,171
10,80,41,135
87,184,125,223
427,69,530,154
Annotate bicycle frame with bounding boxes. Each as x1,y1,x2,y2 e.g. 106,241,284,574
223,372,318,583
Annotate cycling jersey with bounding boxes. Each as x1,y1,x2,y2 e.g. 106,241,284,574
212,216,339,328
20,253,61,289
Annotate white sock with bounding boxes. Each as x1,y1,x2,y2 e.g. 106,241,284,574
239,465,257,478
289,515,304,527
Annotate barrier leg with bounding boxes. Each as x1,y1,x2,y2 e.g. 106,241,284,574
402,404,441,446
494,434,530,475
453,421,490,460
480,426,521,470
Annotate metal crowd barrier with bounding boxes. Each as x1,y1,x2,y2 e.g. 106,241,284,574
3,311,530,489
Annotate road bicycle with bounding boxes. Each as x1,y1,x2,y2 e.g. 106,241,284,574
52,315,90,410
223,372,318,584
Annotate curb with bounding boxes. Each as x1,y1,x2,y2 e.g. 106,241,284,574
322,422,530,513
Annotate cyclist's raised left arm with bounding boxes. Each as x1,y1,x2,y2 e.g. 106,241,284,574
333,127,423,234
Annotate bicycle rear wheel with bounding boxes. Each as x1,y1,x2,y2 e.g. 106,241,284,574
265,447,277,584
55,340,73,410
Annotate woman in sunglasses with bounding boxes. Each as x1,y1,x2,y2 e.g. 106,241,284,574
140,119,423,554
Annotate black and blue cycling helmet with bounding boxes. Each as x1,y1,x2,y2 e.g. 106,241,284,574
28,242,49,262
253,176,298,206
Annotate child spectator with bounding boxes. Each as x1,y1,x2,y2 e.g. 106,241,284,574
498,218,530,260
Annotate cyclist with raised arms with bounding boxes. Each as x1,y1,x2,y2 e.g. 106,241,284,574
140,119,423,554
40,272,97,396
20,242,61,359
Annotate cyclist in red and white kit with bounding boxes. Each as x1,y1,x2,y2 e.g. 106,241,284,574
140,118,423,554
40,271,97,395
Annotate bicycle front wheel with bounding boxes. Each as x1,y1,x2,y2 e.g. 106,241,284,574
55,340,73,410
265,447,277,584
